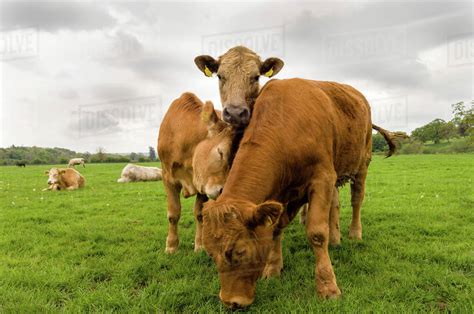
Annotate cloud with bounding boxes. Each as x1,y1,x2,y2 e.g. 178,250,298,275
1,1,472,152
0,2,116,32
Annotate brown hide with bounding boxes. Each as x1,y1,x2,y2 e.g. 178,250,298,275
202,78,373,308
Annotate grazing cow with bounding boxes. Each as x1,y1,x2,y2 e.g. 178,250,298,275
43,168,85,191
201,78,396,308
195,46,284,126
117,164,163,183
16,162,26,167
68,158,85,168
157,93,234,253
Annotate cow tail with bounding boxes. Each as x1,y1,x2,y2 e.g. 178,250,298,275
372,124,408,158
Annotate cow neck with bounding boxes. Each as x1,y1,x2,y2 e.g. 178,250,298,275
220,142,279,205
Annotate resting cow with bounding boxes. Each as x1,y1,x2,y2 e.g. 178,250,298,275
43,168,85,191
117,164,163,183
201,78,389,308
157,93,234,253
68,158,85,168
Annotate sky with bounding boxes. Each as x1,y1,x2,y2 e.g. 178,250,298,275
0,0,472,153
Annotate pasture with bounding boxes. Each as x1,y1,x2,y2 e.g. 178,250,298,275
0,155,473,312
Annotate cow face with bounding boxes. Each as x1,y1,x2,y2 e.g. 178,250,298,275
193,101,233,200
202,199,283,309
45,168,65,185
195,46,284,126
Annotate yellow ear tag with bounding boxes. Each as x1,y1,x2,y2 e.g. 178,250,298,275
265,216,274,227
264,68,273,77
204,66,213,77
201,110,210,122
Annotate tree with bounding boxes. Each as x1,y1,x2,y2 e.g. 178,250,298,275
148,146,157,161
451,101,474,137
411,119,447,144
130,152,138,161
96,147,106,162
372,133,387,152
440,121,457,142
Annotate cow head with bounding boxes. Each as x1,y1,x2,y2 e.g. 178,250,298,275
45,168,65,185
193,101,233,199
202,199,284,309
195,46,284,126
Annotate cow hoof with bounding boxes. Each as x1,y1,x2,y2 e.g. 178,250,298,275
317,283,341,299
165,247,177,254
348,229,362,240
194,244,203,252
329,239,341,247
262,264,282,279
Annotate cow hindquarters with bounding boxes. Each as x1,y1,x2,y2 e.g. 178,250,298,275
306,168,341,299
349,170,367,240
164,179,182,253
193,193,207,252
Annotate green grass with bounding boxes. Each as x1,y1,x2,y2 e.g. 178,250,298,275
0,156,473,312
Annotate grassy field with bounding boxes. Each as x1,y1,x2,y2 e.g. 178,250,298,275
0,155,473,312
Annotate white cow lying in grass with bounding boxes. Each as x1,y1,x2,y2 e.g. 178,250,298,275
43,168,85,191
68,158,85,168
117,164,162,183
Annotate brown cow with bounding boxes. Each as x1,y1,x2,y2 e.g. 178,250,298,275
43,168,85,191
201,78,386,308
195,46,284,126
157,93,232,253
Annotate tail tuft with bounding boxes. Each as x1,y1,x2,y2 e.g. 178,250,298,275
372,124,409,158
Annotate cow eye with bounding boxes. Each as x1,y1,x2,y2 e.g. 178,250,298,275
217,74,225,81
252,75,259,82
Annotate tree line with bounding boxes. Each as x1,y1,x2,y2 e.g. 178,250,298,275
373,101,473,154
0,146,159,166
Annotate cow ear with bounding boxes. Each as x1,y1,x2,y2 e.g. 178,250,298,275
44,171,49,175
59,169,66,175
248,201,283,228
260,57,284,78
202,101,225,136
194,55,219,77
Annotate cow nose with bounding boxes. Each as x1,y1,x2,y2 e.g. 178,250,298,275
47,180,52,184
222,106,250,125
222,296,253,309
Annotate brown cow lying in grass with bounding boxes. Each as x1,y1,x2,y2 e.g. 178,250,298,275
200,78,392,308
157,93,234,253
117,164,162,183
43,168,85,191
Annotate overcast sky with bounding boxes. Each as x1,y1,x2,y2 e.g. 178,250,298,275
0,1,472,153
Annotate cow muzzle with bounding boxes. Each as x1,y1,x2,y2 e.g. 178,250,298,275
222,105,250,126
219,291,254,309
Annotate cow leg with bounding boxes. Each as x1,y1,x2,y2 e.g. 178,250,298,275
306,170,341,299
262,230,283,279
329,189,341,246
349,170,367,240
164,180,181,254
193,193,207,252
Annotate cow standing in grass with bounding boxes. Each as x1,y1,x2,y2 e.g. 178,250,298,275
199,78,394,308
157,93,235,253
68,158,85,168
117,164,163,183
43,168,85,191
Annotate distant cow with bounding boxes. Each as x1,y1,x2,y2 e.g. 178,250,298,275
117,164,162,183
157,92,234,253
16,162,26,167
43,168,85,191
68,158,85,168
200,78,404,308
